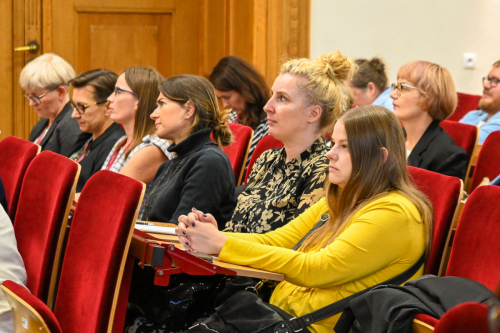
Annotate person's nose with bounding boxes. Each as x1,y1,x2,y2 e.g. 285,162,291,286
326,148,338,161
150,107,159,120
390,89,398,100
71,108,80,119
222,100,230,109
263,98,274,114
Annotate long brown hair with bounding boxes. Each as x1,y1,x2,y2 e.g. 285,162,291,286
301,105,433,255
123,67,164,158
159,74,233,146
209,56,270,130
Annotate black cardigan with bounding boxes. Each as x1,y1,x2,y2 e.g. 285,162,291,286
29,102,91,156
145,128,236,228
408,121,468,180
70,123,125,192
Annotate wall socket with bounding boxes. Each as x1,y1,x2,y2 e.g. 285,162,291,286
463,53,477,69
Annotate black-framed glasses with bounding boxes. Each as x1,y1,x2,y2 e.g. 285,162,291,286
113,86,139,98
22,86,59,105
483,77,500,88
70,99,107,115
391,82,419,96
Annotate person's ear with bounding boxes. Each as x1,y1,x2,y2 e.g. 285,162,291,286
367,82,377,97
57,86,67,100
381,147,389,163
308,104,322,124
104,101,112,116
185,101,196,119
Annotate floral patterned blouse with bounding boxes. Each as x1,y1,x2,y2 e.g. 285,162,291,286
224,137,328,233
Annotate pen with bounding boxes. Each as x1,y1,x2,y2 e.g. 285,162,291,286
136,222,154,226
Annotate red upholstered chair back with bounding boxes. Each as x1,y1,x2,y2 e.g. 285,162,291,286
223,123,253,185
14,151,79,304
408,166,462,275
434,302,490,333
53,170,145,333
440,120,478,160
445,185,500,291
1,280,63,333
470,131,500,193
0,136,40,221
447,92,481,122
244,135,284,184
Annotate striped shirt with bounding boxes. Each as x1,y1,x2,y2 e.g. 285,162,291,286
101,134,175,218
228,110,269,167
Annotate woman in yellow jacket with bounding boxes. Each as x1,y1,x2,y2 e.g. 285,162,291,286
177,91,433,332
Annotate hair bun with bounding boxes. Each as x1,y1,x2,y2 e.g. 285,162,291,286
318,51,356,82
369,57,386,74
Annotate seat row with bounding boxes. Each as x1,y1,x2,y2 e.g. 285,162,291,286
1,134,499,332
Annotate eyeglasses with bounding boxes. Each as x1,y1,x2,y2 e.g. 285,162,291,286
483,77,500,88
22,86,59,105
70,99,107,115
113,86,139,98
391,83,419,96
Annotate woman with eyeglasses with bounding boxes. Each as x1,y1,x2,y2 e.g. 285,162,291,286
20,53,91,156
390,61,468,180
67,69,125,192
99,67,175,217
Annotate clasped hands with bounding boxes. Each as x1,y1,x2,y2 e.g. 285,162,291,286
175,208,228,255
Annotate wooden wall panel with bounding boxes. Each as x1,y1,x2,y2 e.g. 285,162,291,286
0,0,13,140
78,13,173,76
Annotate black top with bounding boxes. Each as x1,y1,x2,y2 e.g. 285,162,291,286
29,102,92,156
144,128,236,228
71,123,125,192
408,120,468,180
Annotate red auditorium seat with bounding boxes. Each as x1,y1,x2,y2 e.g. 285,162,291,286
0,136,40,221
414,185,500,330
469,130,500,193
433,302,490,333
220,123,253,185
13,151,79,307
244,135,284,184
447,92,481,122
2,170,145,333
408,167,462,275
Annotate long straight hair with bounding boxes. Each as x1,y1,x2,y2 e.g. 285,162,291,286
123,67,164,158
300,105,433,255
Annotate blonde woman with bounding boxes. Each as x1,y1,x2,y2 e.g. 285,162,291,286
178,105,433,333
20,53,90,156
225,51,354,234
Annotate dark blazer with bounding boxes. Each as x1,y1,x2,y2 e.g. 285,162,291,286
70,123,125,192
29,102,91,157
408,120,468,180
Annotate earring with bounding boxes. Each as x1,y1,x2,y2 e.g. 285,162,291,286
185,115,189,119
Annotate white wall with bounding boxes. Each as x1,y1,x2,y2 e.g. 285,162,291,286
310,0,500,95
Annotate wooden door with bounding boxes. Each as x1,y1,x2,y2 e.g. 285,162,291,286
1,0,310,141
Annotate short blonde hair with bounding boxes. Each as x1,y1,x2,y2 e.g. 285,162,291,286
280,51,356,129
19,53,75,91
397,61,457,121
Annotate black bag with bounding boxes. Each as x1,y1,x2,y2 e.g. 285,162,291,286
184,255,425,333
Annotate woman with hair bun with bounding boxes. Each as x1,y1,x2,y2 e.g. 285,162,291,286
390,60,468,180
225,51,354,234
210,56,270,164
144,74,236,226
348,57,393,111
178,105,433,333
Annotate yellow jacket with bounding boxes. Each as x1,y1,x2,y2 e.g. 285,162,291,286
219,192,426,333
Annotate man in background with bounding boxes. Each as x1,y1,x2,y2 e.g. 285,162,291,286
460,60,500,144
